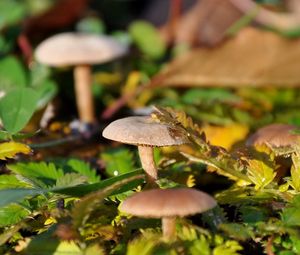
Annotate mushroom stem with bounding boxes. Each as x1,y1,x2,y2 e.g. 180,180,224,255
74,64,95,124
162,217,176,239
138,146,158,182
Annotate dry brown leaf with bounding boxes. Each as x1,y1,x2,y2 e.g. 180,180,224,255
160,27,300,87
160,0,243,46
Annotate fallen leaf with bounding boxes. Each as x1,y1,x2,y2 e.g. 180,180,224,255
0,142,31,160
160,27,300,87
201,123,249,150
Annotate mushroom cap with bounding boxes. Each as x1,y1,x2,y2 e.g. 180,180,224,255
35,32,128,67
102,116,190,147
246,123,300,149
120,188,217,218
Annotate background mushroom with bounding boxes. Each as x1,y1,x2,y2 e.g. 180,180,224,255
102,116,189,182
120,188,217,239
246,123,300,156
35,32,128,128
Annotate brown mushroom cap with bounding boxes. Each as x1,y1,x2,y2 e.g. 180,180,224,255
246,123,300,149
102,116,190,147
120,188,217,218
35,32,128,67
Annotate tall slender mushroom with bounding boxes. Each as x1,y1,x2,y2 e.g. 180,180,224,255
35,32,128,126
102,116,189,182
120,188,217,239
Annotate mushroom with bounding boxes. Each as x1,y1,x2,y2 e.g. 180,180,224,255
35,32,128,125
120,188,217,239
102,116,189,182
246,123,300,155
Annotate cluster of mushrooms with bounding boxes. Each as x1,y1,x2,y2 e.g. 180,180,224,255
102,116,217,239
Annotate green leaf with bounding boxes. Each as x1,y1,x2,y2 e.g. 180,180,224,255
0,188,42,207
26,229,82,255
219,223,252,241
129,20,166,59
182,89,241,105
55,173,88,188
0,56,27,89
0,174,31,189
34,79,58,109
76,17,105,34
0,203,30,227
281,195,300,227
52,170,144,197
246,158,276,189
291,153,300,191
71,173,144,229
8,162,64,187
101,147,136,176
0,0,26,30
0,87,39,133
66,158,100,183
213,240,243,255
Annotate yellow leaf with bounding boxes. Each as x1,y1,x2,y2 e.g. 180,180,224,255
0,142,31,160
201,123,249,150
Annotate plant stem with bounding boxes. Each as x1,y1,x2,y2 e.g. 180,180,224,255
74,64,95,124
138,146,157,182
162,217,176,239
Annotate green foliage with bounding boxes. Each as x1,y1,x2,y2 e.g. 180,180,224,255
101,147,136,177
0,87,39,134
8,162,64,187
64,158,100,183
76,16,105,34
182,89,241,105
129,20,166,59
281,195,300,227
0,56,27,89
0,203,30,227
0,0,26,30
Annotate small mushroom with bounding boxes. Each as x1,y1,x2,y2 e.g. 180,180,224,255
35,32,128,125
102,116,189,182
246,123,300,155
120,188,217,239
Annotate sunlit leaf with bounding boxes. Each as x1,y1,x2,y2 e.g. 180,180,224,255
0,142,31,160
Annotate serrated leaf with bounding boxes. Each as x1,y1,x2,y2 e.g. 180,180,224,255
0,188,42,207
71,174,144,229
213,240,243,255
219,223,252,241
0,87,39,133
0,174,31,189
66,159,100,183
55,173,88,188
0,203,30,227
52,170,144,197
101,147,135,177
8,162,64,187
247,159,276,189
0,142,31,160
